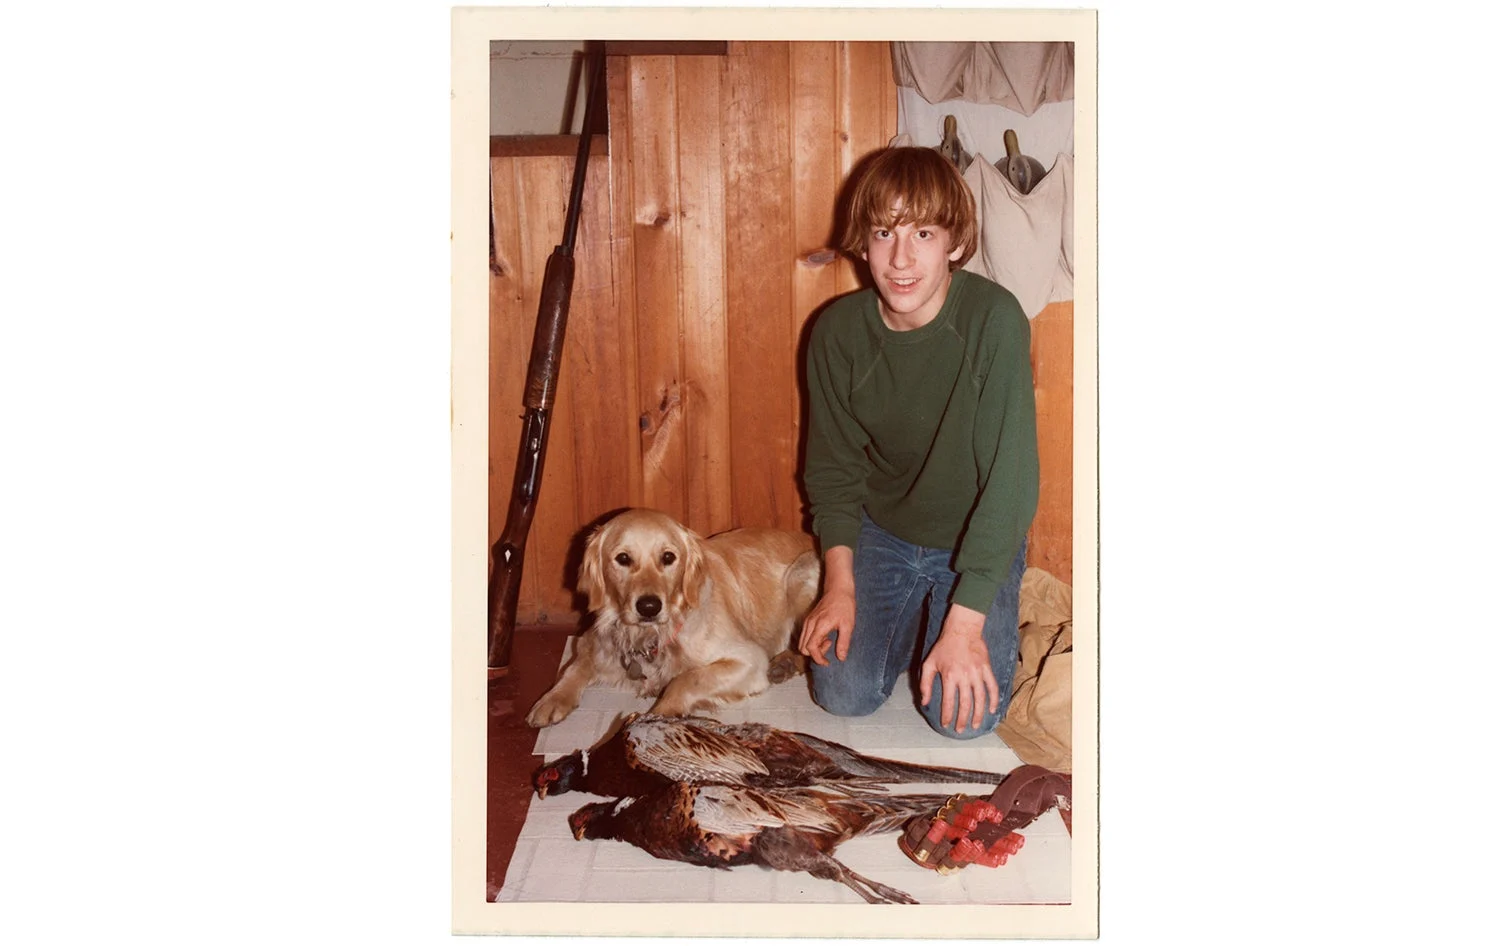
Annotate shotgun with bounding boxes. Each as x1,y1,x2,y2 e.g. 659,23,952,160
488,45,606,672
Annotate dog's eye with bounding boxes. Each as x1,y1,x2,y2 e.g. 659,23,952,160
614,552,632,566
661,550,676,566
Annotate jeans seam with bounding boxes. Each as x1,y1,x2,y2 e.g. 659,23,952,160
878,572,925,697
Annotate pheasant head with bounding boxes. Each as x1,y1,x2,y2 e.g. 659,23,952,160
532,751,586,799
567,796,634,840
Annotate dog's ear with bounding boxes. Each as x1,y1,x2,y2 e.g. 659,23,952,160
679,526,708,611
578,524,609,613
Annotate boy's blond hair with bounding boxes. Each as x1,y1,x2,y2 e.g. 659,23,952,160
840,147,978,269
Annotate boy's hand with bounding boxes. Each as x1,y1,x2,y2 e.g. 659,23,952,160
799,589,855,666
920,603,1000,733
799,545,856,666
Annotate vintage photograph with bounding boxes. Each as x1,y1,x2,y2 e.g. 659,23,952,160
452,6,1098,937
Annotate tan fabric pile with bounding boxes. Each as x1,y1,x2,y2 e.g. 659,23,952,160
996,567,1074,772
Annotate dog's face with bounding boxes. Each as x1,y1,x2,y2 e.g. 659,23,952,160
579,509,707,629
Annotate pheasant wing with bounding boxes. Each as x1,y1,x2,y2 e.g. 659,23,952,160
690,785,847,837
623,715,771,784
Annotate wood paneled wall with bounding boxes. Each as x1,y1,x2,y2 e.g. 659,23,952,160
490,41,1073,624
1028,300,1073,587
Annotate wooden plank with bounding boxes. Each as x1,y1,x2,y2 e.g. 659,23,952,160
878,40,899,145
490,156,546,617
834,41,891,296
723,41,798,532
605,55,645,510
1028,300,1074,585
628,56,688,522
674,54,734,538
561,151,627,618
790,42,843,535
491,134,609,159
515,155,582,622
488,156,526,563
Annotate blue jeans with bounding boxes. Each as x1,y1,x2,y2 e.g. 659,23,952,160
810,513,1026,740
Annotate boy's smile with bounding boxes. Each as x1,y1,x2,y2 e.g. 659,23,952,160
863,215,964,332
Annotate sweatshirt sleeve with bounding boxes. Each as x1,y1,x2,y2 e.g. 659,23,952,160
803,312,872,553
950,301,1040,613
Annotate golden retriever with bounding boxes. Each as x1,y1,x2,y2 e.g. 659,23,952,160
525,508,822,727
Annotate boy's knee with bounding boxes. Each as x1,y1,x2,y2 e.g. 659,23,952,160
810,672,887,717
920,684,1011,740
920,704,1004,740
922,712,1002,740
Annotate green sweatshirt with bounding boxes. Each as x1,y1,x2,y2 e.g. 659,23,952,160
803,268,1040,614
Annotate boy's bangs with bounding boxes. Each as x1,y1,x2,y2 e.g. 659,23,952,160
868,163,960,231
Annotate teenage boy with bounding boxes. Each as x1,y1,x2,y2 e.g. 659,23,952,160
799,146,1039,738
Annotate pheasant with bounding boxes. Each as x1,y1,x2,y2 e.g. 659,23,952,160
533,712,1011,799
568,781,949,904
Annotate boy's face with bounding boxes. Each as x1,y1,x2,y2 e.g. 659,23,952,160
862,212,965,331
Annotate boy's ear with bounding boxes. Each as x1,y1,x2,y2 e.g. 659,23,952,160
948,244,964,263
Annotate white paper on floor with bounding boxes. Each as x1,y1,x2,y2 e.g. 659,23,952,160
498,637,1071,904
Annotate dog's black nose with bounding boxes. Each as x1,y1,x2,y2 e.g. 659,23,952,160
635,595,662,619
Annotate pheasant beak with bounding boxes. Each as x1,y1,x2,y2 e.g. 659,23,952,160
534,767,558,799
567,809,591,840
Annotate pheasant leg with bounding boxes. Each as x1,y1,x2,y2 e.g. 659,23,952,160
754,828,919,905
813,854,919,905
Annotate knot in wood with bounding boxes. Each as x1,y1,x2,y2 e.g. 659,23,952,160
637,206,674,228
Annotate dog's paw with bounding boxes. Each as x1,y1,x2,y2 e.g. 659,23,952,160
525,693,577,728
767,649,807,684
